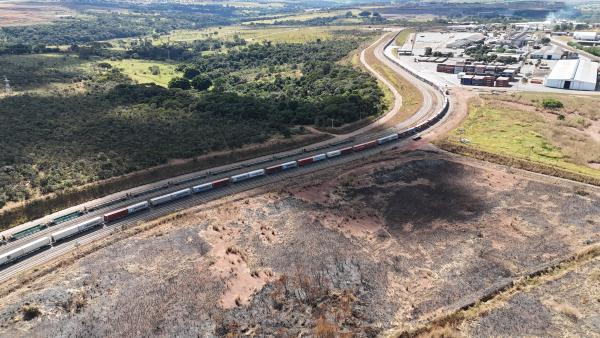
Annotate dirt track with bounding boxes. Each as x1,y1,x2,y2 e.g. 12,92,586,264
0,147,598,337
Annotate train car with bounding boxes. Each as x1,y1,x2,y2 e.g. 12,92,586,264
211,178,230,188
8,223,48,242
230,169,265,183
128,201,149,213
192,182,213,194
50,216,103,242
353,140,378,152
339,147,354,155
0,237,51,265
50,211,82,226
377,133,399,145
266,161,298,174
297,154,326,166
103,209,128,223
326,150,341,158
150,188,192,206
102,201,149,223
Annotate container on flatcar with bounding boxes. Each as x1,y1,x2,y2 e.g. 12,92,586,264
51,216,103,242
192,182,213,193
211,178,230,188
377,133,399,145
0,237,51,265
103,209,128,223
150,188,192,206
353,140,377,152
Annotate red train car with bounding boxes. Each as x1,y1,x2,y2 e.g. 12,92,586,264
352,140,377,152
103,208,128,223
265,165,283,174
211,178,230,188
339,147,354,155
297,157,314,166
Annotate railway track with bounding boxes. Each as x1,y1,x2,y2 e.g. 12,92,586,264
0,29,450,283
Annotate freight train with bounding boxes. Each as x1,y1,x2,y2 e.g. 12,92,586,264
0,109,447,267
0,128,429,266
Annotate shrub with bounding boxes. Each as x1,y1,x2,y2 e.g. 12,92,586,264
21,304,41,320
542,98,564,109
167,77,191,90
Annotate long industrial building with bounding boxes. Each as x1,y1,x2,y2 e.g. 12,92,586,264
544,59,599,91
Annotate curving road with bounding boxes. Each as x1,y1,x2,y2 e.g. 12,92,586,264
0,30,449,283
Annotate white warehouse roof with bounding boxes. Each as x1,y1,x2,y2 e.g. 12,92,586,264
574,59,600,85
573,31,598,41
545,59,599,91
547,59,580,80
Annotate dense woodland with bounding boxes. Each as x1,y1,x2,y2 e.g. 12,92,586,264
0,12,232,54
0,30,384,208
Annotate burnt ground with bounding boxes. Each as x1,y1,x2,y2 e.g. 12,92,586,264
0,148,598,337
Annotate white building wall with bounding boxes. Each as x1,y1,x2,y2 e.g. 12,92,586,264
544,78,565,89
570,80,597,91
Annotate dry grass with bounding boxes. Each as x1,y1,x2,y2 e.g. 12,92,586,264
543,299,582,321
0,2,73,27
315,316,338,338
388,244,600,338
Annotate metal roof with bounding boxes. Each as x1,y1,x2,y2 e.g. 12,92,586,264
547,59,599,84
547,59,579,81
574,59,599,84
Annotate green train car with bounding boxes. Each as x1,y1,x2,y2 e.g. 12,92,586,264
9,224,48,241
50,211,82,225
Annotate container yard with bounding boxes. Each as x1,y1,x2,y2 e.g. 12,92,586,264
392,27,598,92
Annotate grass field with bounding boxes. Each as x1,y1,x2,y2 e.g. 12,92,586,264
0,53,92,92
446,93,600,179
106,60,181,87
153,25,361,45
394,28,415,47
244,9,359,25
105,25,358,51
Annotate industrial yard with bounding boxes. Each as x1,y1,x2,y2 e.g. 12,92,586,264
0,147,597,336
392,24,600,93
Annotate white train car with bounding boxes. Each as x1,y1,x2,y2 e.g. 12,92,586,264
50,217,103,242
377,133,399,145
150,188,192,206
230,169,266,183
326,150,341,158
0,237,51,265
192,182,213,193
127,201,149,213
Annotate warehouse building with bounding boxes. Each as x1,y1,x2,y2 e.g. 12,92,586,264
544,59,599,91
573,31,598,41
530,45,565,60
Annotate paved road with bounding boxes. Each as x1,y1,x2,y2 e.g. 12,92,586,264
551,38,600,62
0,30,447,283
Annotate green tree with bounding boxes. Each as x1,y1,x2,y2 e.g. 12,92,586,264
183,67,200,79
168,77,191,90
191,75,212,91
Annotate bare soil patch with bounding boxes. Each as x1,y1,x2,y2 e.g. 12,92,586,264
0,2,73,27
0,148,598,336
